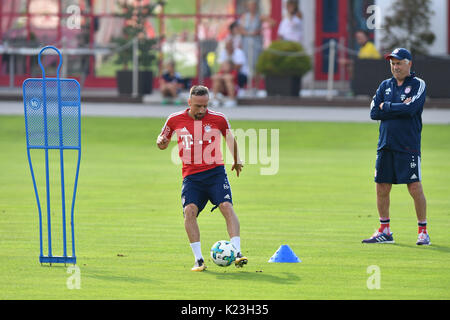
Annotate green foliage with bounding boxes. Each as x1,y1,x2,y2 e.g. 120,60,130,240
111,1,165,70
256,40,312,76
382,0,435,56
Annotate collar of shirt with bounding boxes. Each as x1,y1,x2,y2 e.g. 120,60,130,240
391,72,415,87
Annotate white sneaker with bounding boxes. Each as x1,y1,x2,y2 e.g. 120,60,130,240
416,232,431,245
210,98,221,108
237,89,246,98
223,99,237,108
191,258,207,272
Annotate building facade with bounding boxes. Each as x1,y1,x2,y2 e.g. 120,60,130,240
0,0,448,88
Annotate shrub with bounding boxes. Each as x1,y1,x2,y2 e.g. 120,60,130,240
256,40,312,76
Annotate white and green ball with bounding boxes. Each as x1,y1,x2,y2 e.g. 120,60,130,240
210,240,237,267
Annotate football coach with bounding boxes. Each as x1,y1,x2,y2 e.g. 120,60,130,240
363,48,430,246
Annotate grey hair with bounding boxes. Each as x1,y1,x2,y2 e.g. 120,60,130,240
189,85,209,98
390,58,411,64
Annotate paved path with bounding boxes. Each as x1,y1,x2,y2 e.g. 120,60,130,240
1,101,449,124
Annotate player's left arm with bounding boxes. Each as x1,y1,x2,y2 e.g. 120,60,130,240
380,80,426,118
220,116,243,177
225,130,243,177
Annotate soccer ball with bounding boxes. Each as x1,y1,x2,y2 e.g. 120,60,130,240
210,240,237,267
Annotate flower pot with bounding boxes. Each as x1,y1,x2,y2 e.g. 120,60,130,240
116,70,153,95
265,75,302,97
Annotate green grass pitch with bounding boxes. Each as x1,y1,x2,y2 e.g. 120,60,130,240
0,114,449,299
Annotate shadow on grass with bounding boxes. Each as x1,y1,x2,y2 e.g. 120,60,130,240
393,242,450,254
39,264,71,268
38,263,160,285
205,270,301,285
82,271,159,284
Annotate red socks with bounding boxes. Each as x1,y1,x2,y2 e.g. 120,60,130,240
378,218,390,234
418,221,427,234
378,219,428,234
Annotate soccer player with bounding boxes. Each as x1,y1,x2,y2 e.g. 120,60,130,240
156,85,248,271
363,48,430,245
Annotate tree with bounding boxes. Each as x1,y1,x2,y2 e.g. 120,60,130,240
112,0,165,70
381,0,435,57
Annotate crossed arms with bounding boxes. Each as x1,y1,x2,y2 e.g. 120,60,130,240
370,79,426,120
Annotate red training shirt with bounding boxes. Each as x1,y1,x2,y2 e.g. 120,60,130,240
160,108,231,178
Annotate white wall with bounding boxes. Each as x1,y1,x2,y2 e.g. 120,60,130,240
299,0,316,86
374,0,448,56
300,0,316,54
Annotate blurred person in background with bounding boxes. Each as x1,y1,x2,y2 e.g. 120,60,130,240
339,30,382,81
355,30,381,59
238,0,262,72
277,0,303,45
159,60,184,105
227,20,242,50
211,39,249,108
238,0,275,91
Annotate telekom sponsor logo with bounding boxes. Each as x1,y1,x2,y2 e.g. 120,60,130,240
170,122,280,175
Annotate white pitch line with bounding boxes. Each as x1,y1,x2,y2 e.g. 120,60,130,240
1,101,449,124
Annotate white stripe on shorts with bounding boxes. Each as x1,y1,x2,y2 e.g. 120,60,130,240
418,156,422,181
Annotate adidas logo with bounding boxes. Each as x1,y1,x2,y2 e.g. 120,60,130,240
410,174,418,180
224,194,230,199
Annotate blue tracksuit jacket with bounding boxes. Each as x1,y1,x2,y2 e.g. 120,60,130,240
370,72,426,155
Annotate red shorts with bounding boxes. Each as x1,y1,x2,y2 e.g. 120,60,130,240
217,70,238,80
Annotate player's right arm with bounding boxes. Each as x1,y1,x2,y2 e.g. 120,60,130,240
370,81,386,120
156,134,170,150
157,116,174,150
370,81,401,121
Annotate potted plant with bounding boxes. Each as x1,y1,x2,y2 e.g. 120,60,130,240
256,40,312,97
112,0,164,95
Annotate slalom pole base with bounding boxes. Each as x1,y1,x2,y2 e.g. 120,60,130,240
39,256,76,265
